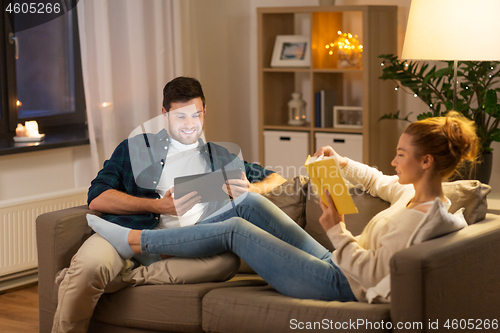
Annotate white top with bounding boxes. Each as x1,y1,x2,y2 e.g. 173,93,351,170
327,158,467,303
154,138,210,229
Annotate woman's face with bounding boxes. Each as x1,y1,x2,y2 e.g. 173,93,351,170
391,133,425,184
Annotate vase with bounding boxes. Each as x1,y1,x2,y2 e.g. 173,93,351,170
451,151,493,184
476,151,493,184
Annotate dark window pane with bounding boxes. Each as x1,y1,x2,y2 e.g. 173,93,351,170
15,12,76,119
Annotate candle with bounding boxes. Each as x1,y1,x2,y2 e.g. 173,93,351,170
16,123,27,137
25,121,41,138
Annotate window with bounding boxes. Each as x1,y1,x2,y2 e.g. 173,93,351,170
0,0,85,137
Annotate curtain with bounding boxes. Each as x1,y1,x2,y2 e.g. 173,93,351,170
77,0,185,173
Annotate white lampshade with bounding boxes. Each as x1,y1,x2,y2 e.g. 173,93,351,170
402,0,500,61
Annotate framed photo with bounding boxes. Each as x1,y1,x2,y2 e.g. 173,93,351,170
333,106,363,129
271,35,311,67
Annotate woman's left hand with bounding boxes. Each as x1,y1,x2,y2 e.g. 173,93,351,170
319,189,344,231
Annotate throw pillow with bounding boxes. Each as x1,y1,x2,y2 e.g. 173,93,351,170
304,181,390,252
263,175,309,227
442,180,491,224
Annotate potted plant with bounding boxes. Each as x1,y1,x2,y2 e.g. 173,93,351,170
378,54,500,183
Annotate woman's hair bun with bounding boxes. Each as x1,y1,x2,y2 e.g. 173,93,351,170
404,111,478,179
441,111,478,162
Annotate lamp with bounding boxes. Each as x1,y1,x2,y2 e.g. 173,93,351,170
401,0,500,109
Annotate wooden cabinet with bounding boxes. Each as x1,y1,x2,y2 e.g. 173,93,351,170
258,5,398,174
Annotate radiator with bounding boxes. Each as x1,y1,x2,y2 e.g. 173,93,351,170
0,188,87,278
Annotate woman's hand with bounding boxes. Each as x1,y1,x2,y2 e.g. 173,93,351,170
319,189,344,232
313,146,348,168
314,145,335,157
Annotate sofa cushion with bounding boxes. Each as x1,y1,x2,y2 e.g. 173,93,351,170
202,285,391,333
442,180,491,224
92,276,267,332
304,179,491,251
305,183,390,251
239,176,309,274
263,176,309,227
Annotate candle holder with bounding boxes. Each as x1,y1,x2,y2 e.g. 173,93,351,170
288,92,306,126
14,121,45,142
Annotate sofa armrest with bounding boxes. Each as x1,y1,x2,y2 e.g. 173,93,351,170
390,214,500,332
36,205,100,332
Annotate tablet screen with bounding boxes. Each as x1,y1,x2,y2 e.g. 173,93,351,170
173,168,242,202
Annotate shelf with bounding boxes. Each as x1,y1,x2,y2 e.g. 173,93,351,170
313,127,362,134
258,5,398,174
263,125,311,132
263,125,362,134
262,67,363,73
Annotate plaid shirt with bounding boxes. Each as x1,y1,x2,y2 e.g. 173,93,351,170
88,129,274,229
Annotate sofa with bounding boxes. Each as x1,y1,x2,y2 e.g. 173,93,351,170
36,177,500,333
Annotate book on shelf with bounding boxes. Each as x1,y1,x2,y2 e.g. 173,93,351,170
314,90,338,128
314,92,321,127
304,154,358,215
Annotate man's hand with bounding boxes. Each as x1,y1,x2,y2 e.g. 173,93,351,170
156,187,201,216
319,189,344,232
222,172,250,199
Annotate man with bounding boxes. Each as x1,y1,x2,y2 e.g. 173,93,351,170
52,77,285,333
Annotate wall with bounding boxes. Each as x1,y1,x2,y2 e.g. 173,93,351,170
183,0,500,199
2,0,498,207
0,145,93,202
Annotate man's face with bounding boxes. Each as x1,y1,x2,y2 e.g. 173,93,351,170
163,98,205,145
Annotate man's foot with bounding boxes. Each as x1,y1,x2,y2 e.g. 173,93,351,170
86,214,135,259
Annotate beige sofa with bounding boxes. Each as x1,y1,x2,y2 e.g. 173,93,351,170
36,178,500,333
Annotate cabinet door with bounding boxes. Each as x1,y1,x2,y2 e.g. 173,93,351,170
264,131,309,180
315,132,363,163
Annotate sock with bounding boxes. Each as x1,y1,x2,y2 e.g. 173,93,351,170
86,214,136,260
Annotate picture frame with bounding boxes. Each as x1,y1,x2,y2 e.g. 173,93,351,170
333,106,363,129
271,35,311,68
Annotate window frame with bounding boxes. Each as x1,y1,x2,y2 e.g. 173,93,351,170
0,0,86,137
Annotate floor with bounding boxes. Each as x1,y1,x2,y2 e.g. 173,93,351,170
0,284,39,333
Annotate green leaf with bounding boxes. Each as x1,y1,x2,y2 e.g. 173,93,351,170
491,128,500,142
378,111,412,122
435,67,451,78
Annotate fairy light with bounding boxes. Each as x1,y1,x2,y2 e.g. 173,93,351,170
325,30,363,68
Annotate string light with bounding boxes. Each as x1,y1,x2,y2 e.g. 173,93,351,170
413,94,418,97
326,31,363,68
395,86,399,91
381,62,385,67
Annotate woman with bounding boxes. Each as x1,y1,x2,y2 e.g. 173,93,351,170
88,112,477,302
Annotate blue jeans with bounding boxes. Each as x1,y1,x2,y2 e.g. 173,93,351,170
141,192,356,301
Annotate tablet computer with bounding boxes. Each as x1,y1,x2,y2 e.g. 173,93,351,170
173,168,242,203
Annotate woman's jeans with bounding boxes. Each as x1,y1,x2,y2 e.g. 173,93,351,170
141,192,356,301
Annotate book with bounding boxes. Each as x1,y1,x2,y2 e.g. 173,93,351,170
314,91,321,127
320,90,337,128
304,154,358,215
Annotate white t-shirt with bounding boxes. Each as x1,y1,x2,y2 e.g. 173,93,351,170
154,138,210,229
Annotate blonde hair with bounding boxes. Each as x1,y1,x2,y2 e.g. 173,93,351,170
404,111,478,179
